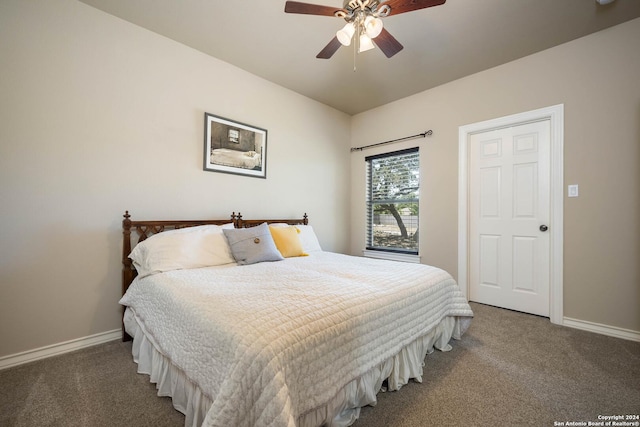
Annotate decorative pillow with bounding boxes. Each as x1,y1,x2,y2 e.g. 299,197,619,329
223,222,284,265
269,223,323,252
129,224,235,278
269,225,308,258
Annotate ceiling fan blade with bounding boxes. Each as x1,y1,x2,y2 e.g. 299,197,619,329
373,28,404,58
316,36,342,59
382,0,446,16
284,1,345,16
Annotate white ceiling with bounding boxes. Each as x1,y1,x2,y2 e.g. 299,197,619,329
79,0,640,115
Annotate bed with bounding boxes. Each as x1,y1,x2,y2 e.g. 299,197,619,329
210,148,261,169
120,211,473,427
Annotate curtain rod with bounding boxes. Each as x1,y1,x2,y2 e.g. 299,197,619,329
350,130,432,152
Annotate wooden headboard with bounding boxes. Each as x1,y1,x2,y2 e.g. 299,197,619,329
234,212,309,228
121,210,308,340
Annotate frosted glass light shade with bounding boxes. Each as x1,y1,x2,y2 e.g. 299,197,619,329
359,34,375,52
364,16,383,38
337,22,356,46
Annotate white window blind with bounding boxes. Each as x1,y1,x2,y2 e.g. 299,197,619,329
366,147,419,254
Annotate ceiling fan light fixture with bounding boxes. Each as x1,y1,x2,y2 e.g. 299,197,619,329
336,22,356,46
284,0,447,60
364,15,383,38
358,33,375,52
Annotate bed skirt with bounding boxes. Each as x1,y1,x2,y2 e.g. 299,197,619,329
124,308,470,427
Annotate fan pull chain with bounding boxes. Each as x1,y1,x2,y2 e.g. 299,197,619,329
353,20,359,72
353,39,357,72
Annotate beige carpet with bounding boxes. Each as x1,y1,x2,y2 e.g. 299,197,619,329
1,302,638,426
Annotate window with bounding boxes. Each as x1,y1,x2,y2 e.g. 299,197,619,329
228,128,240,143
366,147,419,255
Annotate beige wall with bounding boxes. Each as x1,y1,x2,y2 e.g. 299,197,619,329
350,18,640,332
0,0,351,357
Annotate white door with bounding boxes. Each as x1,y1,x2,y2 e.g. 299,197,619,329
469,120,550,317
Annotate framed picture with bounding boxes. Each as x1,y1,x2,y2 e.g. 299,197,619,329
203,113,267,179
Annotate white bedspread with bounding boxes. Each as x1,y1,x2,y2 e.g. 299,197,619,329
120,252,473,427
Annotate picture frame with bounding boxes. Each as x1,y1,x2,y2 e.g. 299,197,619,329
203,113,267,179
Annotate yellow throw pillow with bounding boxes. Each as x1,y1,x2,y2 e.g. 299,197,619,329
269,225,308,258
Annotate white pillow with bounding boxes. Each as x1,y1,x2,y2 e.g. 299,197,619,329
129,224,235,277
296,225,322,252
269,223,322,252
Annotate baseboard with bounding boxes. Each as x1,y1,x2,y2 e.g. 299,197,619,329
563,317,640,342
0,329,121,371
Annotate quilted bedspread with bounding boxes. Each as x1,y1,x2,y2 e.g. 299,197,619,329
120,252,473,427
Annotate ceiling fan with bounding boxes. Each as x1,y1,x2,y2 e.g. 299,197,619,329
284,0,446,59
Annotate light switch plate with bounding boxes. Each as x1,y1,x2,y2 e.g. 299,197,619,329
568,184,579,198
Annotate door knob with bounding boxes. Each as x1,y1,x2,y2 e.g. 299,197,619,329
540,225,548,232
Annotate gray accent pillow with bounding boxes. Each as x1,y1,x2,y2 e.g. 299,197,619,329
223,222,284,265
